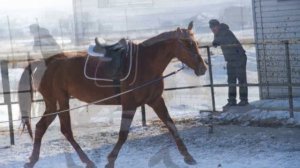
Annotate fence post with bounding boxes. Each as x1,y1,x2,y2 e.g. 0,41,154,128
7,16,14,58
1,60,15,145
284,41,294,118
206,46,216,112
141,105,146,126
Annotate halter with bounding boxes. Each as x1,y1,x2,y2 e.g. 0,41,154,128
177,38,202,64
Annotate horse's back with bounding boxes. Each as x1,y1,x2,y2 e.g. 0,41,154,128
47,53,120,104
63,51,87,58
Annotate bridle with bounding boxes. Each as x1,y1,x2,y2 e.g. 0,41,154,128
176,38,203,67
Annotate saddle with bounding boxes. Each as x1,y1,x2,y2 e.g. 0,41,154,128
88,38,127,60
85,38,131,82
98,38,127,51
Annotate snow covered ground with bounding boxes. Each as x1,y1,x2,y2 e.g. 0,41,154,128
0,117,299,168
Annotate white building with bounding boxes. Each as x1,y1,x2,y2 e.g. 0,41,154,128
72,0,155,44
252,0,300,99
72,0,244,44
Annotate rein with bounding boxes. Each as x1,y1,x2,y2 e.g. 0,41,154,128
0,66,185,125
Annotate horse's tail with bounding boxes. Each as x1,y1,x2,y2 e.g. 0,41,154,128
18,62,39,140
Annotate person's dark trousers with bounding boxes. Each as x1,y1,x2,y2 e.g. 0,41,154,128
226,60,248,103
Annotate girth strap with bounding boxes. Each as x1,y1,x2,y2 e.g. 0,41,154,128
113,80,121,102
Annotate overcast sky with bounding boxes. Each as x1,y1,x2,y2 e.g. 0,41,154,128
0,0,72,11
0,0,249,14
0,0,72,16
0,0,251,27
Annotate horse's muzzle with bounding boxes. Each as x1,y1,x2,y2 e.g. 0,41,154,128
194,65,207,76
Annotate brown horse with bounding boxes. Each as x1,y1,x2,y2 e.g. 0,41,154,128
20,22,207,168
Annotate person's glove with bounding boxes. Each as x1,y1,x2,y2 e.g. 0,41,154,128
212,41,219,48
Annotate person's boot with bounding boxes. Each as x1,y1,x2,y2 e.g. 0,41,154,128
223,99,237,110
238,100,249,106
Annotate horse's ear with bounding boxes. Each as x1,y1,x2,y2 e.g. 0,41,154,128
95,37,100,46
188,21,193,30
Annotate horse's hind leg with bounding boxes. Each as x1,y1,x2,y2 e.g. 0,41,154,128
148,97,197,165
57,98,96,168
105,106,137,168
24,106,57,168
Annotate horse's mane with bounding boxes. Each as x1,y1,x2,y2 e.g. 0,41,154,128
141,31,176,46
141,29,191,46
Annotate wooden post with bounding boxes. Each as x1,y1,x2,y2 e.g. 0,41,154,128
207,46,215,134
1,60,15,145
206,46,216,112
285,41,294,118
141,105,146,126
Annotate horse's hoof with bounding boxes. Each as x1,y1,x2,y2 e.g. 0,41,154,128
184,156,197,165
86,161,97,168
24,163,34,168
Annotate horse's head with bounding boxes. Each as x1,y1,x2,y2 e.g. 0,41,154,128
173,22,207,76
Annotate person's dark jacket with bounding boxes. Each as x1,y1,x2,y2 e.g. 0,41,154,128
212,23,246,63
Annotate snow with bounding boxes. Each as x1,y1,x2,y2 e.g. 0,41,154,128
0,120,300,168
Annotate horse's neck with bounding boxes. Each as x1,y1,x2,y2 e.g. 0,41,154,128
139,41,174,77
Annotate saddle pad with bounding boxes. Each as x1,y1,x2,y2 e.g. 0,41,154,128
84,53,129,81
85,56,114,80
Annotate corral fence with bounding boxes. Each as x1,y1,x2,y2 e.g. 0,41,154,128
0,40,299,146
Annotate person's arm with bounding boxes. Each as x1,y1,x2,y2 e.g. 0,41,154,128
225,30,246,54
212,30,229,47
223,30,240,46
212,34,221,47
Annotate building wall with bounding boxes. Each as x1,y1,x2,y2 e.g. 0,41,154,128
252,0,300,99
73,0,155,44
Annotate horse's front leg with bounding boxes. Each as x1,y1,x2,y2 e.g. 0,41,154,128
24,112,57,168
105,106,137,168
148,97,197,165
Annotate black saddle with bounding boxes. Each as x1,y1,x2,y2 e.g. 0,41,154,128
85,38,129,81
93,38,127,57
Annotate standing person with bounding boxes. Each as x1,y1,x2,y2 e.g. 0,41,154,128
209,19,248,109
29,24,61,59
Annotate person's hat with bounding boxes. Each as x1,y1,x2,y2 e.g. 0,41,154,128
209,19,220,28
